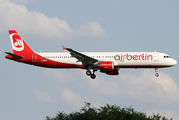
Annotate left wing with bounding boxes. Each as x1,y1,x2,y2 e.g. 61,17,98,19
63,46,98,66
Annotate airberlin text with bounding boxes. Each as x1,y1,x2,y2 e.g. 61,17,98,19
114,53,153,61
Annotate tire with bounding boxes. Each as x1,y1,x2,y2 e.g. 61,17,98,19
86,70,91,76
155,73,159,77
90,74,96,79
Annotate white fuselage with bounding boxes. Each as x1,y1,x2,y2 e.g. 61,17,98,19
37,52,177,68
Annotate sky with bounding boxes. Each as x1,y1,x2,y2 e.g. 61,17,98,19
0,0,179,120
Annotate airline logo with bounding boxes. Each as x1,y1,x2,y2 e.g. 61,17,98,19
10,33,24,51
114,53,153,61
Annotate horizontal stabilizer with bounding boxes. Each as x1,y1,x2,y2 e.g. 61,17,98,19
5,52,24,59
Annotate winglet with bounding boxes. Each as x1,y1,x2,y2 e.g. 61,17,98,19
62,46,66,50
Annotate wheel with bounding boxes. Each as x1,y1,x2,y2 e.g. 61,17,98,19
155,73,159,77
86,70,91,76
90,74,96,79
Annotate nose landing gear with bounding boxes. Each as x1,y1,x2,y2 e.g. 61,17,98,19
155,68,159,77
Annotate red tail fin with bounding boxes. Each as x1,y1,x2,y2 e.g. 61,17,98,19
9,30,34,56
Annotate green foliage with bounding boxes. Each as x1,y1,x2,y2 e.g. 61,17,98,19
45,102,172,120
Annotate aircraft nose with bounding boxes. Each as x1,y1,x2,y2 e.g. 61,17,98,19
171,59,177,66
174,59,177,65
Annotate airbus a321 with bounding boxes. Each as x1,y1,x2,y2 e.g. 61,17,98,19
5,30,177,79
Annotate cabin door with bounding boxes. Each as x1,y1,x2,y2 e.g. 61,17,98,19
154,53,159,61
32,53,37,62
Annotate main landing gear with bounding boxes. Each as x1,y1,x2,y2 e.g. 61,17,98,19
86,70,96,79
155,68,159,77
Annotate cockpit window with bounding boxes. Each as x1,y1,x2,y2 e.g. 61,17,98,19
164,56,171,58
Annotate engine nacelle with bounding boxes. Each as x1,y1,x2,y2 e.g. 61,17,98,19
100,68,119,75
99,61,114,70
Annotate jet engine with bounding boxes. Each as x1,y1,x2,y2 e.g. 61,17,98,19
98,61,114,70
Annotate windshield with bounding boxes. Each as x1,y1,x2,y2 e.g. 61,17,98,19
164,56,171,58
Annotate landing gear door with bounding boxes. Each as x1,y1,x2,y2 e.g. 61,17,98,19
154,53,159,62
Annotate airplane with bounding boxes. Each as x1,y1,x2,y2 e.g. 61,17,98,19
5,30,177,79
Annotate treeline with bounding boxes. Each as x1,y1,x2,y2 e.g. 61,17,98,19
45,102,172,120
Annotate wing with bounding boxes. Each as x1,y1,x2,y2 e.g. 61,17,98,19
64,47,98,66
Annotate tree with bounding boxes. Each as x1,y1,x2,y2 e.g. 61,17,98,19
45,102,172,120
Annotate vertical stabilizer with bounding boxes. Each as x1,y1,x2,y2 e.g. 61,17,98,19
9,30,34,56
